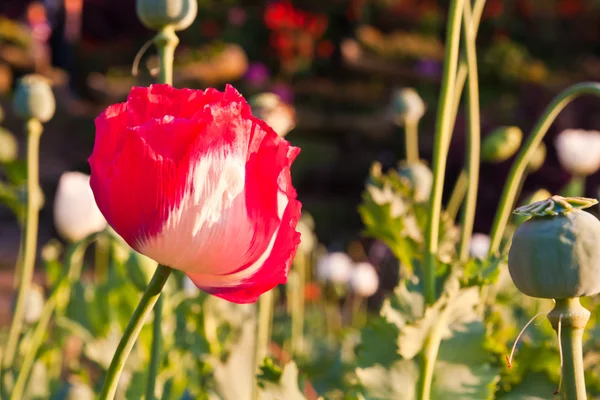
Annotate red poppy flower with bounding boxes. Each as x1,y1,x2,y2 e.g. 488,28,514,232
89,84,302,303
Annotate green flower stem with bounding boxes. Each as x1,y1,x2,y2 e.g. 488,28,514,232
2,119,43,376
145,295,163,400
94,233,110,281
10,235,96,400
291,253,307,354
446,170,468,221
153,26,179,86
99,264,172,400
143,25,179,400
418,306,450,400
423,0,465,304
252,289,275,400
405,119,420,164
457,0,481,262
488,82,600,254
450,0,486,126
561,175,586,198
547,298,590,400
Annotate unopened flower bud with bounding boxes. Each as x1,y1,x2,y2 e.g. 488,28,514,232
555,129,600,176
0,127,18,163
509,196,600,299
316,252,353,284
481,126,522,163
391,88,426,125
54,172,107,242
136,0,198,31
13,74,55,122
398,161,433,203
350,262,379,297
249,93,296,137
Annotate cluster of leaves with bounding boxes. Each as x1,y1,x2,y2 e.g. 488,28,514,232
351,161,585,399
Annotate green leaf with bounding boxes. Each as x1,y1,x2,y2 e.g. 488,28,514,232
356,317,401,368
257,361,306,400
355,360,418,400
497,372,558,400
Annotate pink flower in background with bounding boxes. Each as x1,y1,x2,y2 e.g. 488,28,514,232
89,84,302,303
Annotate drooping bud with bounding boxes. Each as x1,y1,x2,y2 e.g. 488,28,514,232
481,126,522,163
0,127,18,163
13,74,55,122
249,93,296,138
508,196,600,299
136,0,198,32
391,88,426,125
555,129,600,176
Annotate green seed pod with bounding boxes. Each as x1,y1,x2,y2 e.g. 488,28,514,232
0,127,18,163
398,161,433,203
481,126,522,163
526,142,546,173
391,88,426,125
12,74,55,123
508,196,600,299
136,0,197,31
513,188,552,226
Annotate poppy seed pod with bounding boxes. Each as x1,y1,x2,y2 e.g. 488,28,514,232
508,196,600,299
13,74,55,123
136,0,197,31
481,126,522,163
398,161,433,203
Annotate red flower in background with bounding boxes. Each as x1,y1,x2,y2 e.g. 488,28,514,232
89,85,302,303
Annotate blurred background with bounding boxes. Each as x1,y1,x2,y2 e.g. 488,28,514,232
1,0,600,286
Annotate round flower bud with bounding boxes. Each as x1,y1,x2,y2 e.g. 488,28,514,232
398,161,433,203
555,129,600,176
136,0,198,32
0,127,18,163
350,262,379,297
391,88,426,125
526,142,546,173
316,252,353,284
469,233,491,260
508,196,600,299
12,74,55,123
249,93,296,138
481,126,522,163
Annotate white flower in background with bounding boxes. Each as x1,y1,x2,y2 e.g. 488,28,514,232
391,88,426,125
316,252,354,284
296,213,317,254
555,129,600,176
54,172,107,242
350,262,379,297
21,283,44,324
249,93,296,137
469,233,491,260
